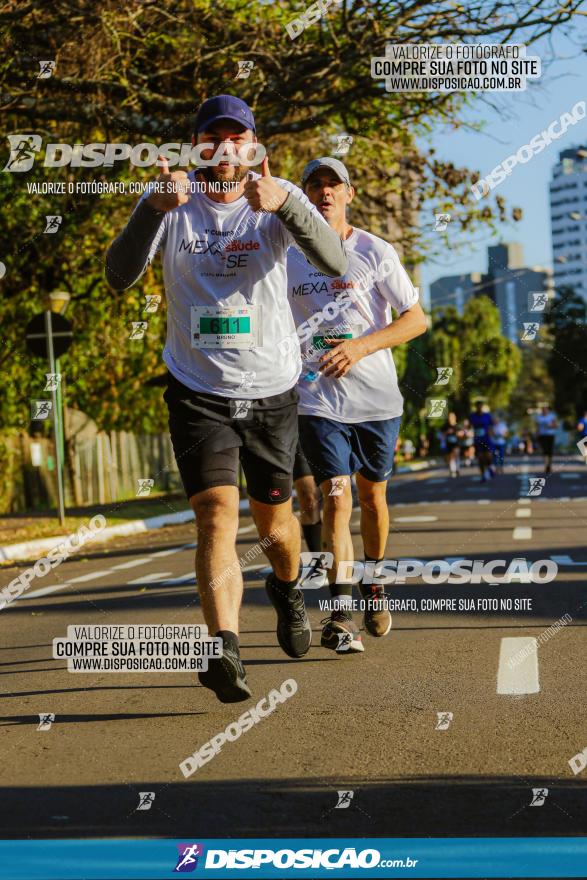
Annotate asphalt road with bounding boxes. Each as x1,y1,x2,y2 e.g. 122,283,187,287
0,455,586,840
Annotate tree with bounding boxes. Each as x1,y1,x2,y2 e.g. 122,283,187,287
544,288,587,423
458,296,522,412
507,342,555,430
0,0,580,433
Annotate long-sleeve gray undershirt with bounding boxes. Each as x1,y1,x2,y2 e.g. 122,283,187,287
105,190,348,291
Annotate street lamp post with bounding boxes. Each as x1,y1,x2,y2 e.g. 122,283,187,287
44,291,71,527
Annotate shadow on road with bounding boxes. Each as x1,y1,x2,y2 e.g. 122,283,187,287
0,775,584,838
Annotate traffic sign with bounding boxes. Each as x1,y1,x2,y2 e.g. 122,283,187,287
25,312,73,358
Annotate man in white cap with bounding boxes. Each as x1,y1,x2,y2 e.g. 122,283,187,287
287,157,426,654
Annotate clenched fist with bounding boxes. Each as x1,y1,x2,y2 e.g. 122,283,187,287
146,155,190,212
244,156,288,212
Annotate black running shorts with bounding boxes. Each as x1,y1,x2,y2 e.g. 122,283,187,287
293,439,313,483
163,371,298,504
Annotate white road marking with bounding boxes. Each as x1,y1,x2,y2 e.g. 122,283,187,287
512,526,532,540
159,572,196,586
67,570,113,584
518,499,531,505
393,515,438,523
149,545,189,558
477,499,491,504
22,583,73,600
110,558,150,571
126,571,173,585
515,508,531,518
237,524,257,535
497,637,539,694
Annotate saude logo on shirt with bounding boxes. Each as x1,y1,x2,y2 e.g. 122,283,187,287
178,237,260,268
292,278,358,297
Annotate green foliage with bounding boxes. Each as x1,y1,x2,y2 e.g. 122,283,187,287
0,0,579,432
544,288,587,424
507,343,555,430
398,296,522,444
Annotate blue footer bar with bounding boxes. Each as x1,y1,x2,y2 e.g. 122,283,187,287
0,838,586,879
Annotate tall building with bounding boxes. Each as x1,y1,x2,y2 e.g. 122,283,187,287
429,243,551,345
428,272,484,312
549,145,587,302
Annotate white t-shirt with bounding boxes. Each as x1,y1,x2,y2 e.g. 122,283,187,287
140,171,329,398
286,227,419,422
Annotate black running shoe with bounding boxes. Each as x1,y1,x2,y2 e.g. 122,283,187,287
321,610,364,653
198,644,252,703
265,573,312,658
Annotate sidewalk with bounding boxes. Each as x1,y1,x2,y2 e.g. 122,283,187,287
0,493,191,564
0,459,438,563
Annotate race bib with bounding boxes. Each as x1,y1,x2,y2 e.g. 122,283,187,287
191,305,262,350
305,323,364,362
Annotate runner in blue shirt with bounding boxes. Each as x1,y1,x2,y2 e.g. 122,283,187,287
469,400,495,482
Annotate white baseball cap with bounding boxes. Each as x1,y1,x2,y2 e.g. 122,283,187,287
301,157,351,188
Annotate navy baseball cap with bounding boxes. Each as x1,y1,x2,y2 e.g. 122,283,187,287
194,95,256,134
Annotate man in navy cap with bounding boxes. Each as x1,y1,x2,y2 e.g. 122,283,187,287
106,96,348,702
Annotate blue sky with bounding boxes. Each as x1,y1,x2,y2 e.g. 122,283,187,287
419,29,587,304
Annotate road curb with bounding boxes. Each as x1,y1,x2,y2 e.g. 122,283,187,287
0,467,435,564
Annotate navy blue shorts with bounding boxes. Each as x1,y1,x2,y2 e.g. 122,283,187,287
298,415,401,485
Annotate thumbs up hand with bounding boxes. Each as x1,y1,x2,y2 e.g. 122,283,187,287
146,155,190,212
243,156,288,213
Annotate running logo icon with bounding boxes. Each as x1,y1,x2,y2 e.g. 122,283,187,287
136,479,154,497
174,844,203,872
435,367,453,385
435,711,453,730
329,477,347,496
334,135,353,156
44,215,62,234
529,788,548,807
529,292,549,312
335,790,354,809
143,295,161,313
136,792,155,811
31,400,52,420
129,321,148,340
434,213,451,231
522,322,540,341
231,399,253,420
237,370,256,391
3,134,42,172
38,60,56,79
37,713,55,731
336,631,353,652
235,61,254,79
427,399,447,419
299,552,332,589
527,477,545,496
44,373,61,392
